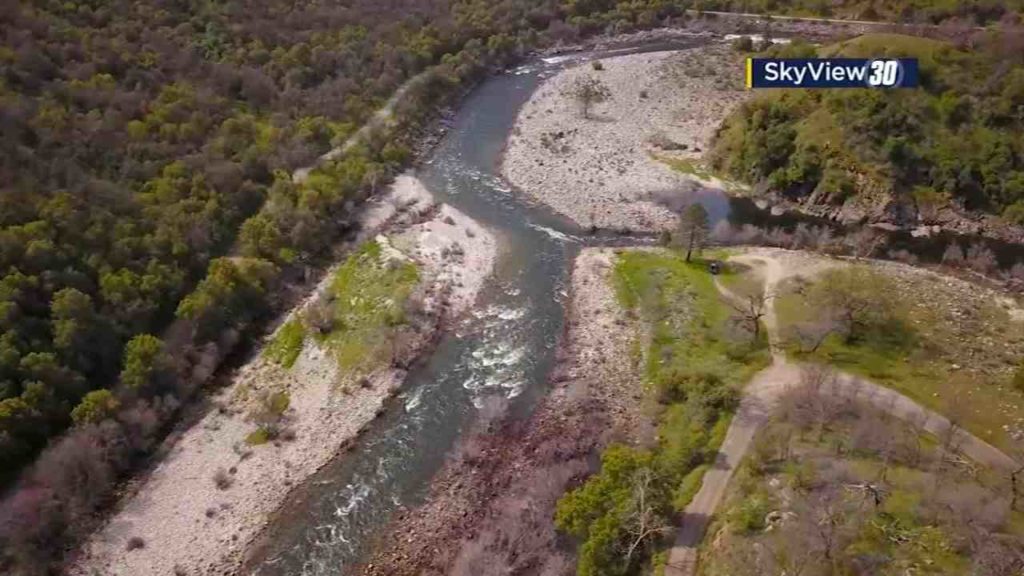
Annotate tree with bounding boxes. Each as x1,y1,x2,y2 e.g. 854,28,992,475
120,334,172,392
176,257,279,341
50,288,100,374
564,75,611,120
673,203,710,262
70,390,119,426
623,467,670,562
728,289,772,342
806,268,897,344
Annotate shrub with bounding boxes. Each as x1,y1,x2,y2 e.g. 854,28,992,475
245,428,271,445
591,60,604,71
213,468,233,490
1014,362,1024,393
126,536,146,551
728,493,771,534
732,36,754,52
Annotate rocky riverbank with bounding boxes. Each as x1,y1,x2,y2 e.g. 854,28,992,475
69,176,496,576
502,42,748,233
360,248,652,575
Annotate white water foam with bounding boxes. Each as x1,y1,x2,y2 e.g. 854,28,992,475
528,222,580,243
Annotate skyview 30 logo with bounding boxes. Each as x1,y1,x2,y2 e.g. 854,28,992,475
745,58,920,89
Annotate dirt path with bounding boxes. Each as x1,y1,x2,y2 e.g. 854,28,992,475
292,73,422,184
663,249,1018,576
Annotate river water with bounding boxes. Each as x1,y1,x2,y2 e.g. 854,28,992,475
243,37,719,576
245,34,1024,576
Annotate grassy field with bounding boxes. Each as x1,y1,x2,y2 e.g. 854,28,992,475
654,155,747,195
264,240,419,377
773,263,1024,451
612,250,771,394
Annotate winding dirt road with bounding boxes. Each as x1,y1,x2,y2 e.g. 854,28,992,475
663,248,1018,576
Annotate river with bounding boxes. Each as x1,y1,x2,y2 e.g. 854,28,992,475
244,33,1024,576
241,36,724,576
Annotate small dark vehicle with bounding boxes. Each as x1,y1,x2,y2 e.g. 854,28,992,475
708,261,722,275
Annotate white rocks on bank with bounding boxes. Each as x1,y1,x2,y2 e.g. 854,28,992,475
502,43,748,233
70,175,496,576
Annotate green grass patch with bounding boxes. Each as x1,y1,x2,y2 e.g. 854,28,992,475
264,318,305,368
658,156,715,180
673,464,709,510
774,267,1024,451
613,250,770,394
319,240,418,375
654,155,747,194
245,428,271,445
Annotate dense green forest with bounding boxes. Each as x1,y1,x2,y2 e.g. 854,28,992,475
711,31,1024,221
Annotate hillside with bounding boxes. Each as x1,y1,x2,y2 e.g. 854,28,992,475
709,31,1024,233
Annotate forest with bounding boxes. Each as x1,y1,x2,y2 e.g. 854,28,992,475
710,30,1024,221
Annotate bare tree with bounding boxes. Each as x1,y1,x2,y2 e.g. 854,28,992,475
563,75,611,120
966,242,998,274
806,268,896,343
728,289,773,342
845,228,885,259
942,242,966,267
788,316,841,353
623,467,670,562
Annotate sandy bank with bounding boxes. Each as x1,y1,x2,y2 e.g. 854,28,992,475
362,247,651,575
502,42,747,232
70,175,496,576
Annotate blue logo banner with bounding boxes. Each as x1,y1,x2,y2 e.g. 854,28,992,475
746,58,919,89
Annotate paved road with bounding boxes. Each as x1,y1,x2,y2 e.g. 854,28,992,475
663,250,1017,576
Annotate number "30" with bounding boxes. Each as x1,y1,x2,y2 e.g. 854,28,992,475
868,60,900,87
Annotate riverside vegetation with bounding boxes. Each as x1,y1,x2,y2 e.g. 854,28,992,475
555,249,770,576
264,240,419,374
556,244,1024,576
